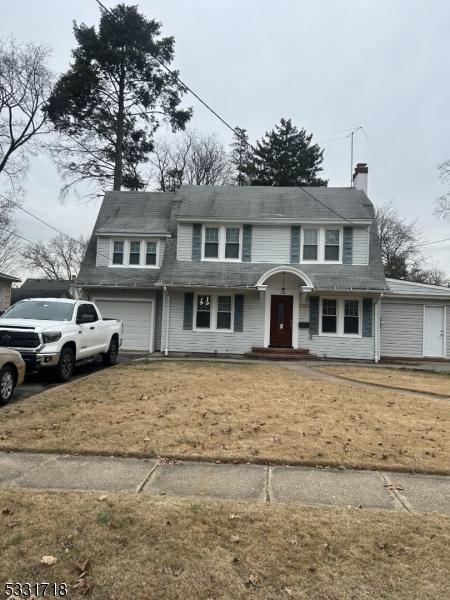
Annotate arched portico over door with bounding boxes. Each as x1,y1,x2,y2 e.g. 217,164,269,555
256,267,313,349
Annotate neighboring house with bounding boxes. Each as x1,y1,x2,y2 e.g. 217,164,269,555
11,278,79,304
0,272,21,313
78,165,450,361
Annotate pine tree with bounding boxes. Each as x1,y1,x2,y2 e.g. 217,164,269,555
229,127,252,186
244,118,327,187
45,4,191,193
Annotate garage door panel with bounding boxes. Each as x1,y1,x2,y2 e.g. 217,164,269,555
381,302,423,357
95,299,153,352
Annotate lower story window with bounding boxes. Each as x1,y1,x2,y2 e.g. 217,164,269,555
217,296,232,329
322,299,337,333
344,299,360,334
195,294,233,330
196,295,211,328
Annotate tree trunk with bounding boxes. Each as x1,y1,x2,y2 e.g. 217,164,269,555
113,64,125,191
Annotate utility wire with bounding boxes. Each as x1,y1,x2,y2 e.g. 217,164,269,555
93,0,367,229
417,236,450,247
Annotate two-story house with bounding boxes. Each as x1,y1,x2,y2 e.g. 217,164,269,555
78,166,450,361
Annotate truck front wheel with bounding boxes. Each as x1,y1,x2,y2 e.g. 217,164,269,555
102,337,118,366
55,346,75,382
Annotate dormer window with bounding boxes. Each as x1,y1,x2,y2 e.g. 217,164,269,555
302,229,318,260
110,238,160,268
146,241,157,265
202,225,242,261
205,227,219,258
301,227,343,263
113,241,124,265
129,241,141,265
324,229,340,261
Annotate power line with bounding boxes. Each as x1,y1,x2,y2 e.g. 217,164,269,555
418,236,450,247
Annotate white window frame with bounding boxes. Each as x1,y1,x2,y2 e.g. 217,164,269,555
300,227,343,264
319,297,362,337
193,293,235,332
201,225,242,262
109,238,160,269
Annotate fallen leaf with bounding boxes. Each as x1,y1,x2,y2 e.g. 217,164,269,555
230,535,240,543
284,587,294,596
41,555,57,565
97,495,108,501
230,514,242,520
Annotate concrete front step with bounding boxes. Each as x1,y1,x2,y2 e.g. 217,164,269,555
246,347,313,360
245,352,316,361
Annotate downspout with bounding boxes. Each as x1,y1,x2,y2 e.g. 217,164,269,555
374,294,383,363
164,286,170,356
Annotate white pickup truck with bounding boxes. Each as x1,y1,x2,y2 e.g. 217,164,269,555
0,299,123,382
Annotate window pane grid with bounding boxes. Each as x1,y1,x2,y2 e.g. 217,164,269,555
146,241,157,265
226,228,240,243
205,228,219,242
113,241,124,264
129,241,141,265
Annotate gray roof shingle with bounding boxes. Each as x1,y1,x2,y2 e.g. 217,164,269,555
175,185,374,221
78,186,387,291
11,279,73,303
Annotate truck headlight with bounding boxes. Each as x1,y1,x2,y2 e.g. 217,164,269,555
42,331,62,343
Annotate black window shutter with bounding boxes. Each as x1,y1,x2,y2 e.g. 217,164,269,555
309,296,319,336
192,224,202,261
234,294,244,331
362,298,373,337
183,292,194,330
343,227,353,264
290,225,300,263
242,225,252,262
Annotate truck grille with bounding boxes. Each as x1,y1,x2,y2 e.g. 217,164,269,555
0,330,41,348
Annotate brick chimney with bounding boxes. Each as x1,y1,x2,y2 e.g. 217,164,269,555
352,163,368,195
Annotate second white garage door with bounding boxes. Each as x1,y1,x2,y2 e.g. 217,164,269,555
95,299,154,352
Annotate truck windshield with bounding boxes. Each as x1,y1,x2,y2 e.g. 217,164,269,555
2,301,74,321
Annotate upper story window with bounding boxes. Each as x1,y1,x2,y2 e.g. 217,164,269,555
146,242,157,265
110,239,160,268
301,227,342,263
129,241,141,265
324,229,340,261
202,225,242,261
113,241,124,265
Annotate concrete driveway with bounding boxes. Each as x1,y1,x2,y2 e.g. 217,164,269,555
12,352,145,403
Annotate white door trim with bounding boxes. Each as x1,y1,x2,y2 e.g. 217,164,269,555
422,304,445,358
93,296,154,353
263,289,299,349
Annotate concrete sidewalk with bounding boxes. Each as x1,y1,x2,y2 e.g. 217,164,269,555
0,451,449,515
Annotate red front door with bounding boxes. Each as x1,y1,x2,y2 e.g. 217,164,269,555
270,295,293,347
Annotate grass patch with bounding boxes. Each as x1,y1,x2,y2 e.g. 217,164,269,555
1,361,449,474
0,489,449,599
317,365,450,396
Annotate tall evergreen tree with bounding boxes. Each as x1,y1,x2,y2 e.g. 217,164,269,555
229,127,252,186
244,118,327,187
45,4,191,194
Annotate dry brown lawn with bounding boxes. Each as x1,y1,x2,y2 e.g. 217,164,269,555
1,360,449,474
1,489,449,599
318,365,450,397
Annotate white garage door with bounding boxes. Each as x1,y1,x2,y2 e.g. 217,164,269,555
95,299,153,352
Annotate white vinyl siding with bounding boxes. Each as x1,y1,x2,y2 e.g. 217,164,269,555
447,306,450,358
352,227,370,265
252,225,291,263
177,223,193,260
308,336,374,360
162,290,264,354
381,299,450,359
96,237,111,267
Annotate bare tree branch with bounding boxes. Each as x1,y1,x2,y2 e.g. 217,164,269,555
21,234,87,280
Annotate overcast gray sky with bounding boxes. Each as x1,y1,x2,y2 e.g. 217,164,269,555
2,0,449,274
